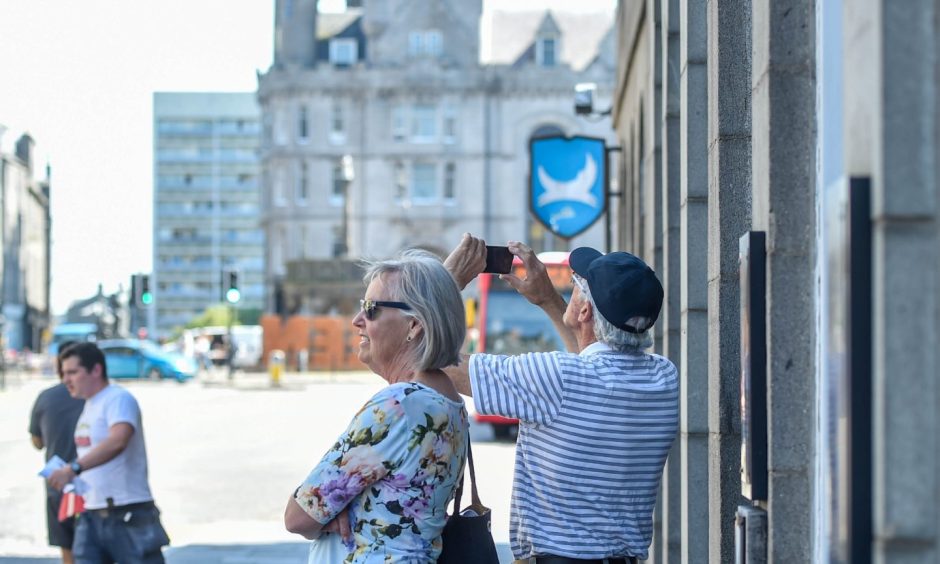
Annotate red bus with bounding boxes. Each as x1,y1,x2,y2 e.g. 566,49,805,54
466,251,573,438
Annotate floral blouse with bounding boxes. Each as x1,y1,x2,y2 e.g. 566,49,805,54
295,382,469,563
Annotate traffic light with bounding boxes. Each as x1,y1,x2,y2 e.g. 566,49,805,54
224,270,241,304
138,274,153,306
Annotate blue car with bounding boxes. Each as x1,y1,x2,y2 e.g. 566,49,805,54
98,339,197,382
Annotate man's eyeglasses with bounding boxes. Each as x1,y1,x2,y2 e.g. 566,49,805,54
359,299,412,321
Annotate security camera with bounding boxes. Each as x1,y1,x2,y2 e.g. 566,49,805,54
574,83,597,115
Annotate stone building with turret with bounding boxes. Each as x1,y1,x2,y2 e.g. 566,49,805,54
257,0,617,315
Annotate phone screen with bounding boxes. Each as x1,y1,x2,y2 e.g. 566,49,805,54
484,246,514,274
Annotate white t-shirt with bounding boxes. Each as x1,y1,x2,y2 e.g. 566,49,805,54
74,384,154,509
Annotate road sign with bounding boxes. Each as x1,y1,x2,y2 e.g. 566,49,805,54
530,135,607,239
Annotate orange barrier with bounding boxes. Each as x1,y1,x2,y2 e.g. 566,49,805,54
260,315,365,371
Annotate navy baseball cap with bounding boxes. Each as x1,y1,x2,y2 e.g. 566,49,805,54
569,247,664,333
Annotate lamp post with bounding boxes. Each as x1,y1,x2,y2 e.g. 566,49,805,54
0,313,6,391
338,154,355,257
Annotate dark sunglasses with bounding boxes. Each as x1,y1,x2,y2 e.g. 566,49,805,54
359,299,412,320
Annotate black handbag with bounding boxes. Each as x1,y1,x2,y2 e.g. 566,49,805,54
437,441,500,563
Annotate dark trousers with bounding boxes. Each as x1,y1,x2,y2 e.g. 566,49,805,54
534,556,638,564
73,502,169,564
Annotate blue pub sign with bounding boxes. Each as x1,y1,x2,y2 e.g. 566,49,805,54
529,135,607,239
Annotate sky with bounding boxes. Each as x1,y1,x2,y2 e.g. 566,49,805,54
0,0,616,315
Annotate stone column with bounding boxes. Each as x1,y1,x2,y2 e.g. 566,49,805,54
660,0,682,561
647,0,667,559
679,0,709,561
706,0,752,561
842,1,940,561
750,0,816,560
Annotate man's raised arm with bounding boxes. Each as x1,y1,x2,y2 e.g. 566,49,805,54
499,241,578,353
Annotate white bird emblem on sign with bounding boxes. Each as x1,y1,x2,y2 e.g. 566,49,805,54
537,153,599,207
549,206,577,231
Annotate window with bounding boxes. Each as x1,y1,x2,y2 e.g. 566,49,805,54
330,38,358,66
443,108,457,143
408,30,443,57
411,163,436,201
444,162,456,200
426,31,442,56
330,99,345,144
538,37,557,67
411,104,436,141
298,105,309,141
297,162,308,204
408,32,424,56
263,113,273,143
273,226,287,275
274,167,286,205
392,106,407,142
332,160,346,201
274,108,289,145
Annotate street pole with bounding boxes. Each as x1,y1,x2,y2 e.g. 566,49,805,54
605,146,622,253
227,303,237,381
340,155,354,257
0,314,5,391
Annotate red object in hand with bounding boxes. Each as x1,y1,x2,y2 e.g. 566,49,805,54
58,492,85,522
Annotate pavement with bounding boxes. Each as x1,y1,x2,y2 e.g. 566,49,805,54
0,542,515,563
0,368,518,564
0,542,512,564
0,542,310,564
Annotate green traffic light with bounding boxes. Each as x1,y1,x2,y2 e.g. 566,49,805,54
225,288,241,304
141,292,153,306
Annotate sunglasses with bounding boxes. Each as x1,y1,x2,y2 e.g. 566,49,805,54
359,299,412,321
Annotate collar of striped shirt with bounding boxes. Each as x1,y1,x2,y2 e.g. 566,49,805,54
579,341,613,356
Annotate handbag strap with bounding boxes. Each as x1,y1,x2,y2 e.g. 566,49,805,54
453,439,482,513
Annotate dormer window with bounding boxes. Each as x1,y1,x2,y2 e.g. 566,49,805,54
330,38,358,66
408,30,443,58
537,36,557,67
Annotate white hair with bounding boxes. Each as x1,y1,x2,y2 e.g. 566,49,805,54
574,275,653,352
362,249,466,371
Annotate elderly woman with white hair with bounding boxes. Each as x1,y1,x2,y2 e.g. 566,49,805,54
284,249,469,563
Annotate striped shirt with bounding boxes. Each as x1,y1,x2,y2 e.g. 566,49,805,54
469,342,679,560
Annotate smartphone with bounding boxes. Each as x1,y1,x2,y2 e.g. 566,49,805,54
484,245,514,274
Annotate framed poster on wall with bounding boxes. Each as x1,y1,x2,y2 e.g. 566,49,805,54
823,176,872,563
740,231,767,501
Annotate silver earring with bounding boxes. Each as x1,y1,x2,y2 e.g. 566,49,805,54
406,336,413,342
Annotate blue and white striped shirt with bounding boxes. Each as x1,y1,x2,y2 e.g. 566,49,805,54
470,342,679,560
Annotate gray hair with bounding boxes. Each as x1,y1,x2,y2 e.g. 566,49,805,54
362,249,466,371
574,275,653,352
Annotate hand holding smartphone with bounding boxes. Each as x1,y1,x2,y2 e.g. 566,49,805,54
484,245,514,274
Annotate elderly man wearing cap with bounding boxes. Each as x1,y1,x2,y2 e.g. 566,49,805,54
443,234,679,564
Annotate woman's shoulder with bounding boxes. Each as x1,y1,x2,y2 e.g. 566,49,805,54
375,382,465,414
361,382,429,411
381,381,442,403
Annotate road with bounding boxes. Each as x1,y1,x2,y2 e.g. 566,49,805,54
0,369,517,562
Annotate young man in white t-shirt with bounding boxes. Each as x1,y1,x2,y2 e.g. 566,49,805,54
47,343,170,564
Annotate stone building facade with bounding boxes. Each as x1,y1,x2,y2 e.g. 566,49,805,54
611,1,939,562
0,128,51,353
257,0,617,314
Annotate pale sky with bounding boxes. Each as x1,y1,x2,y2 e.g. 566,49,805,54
0,0,615,315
